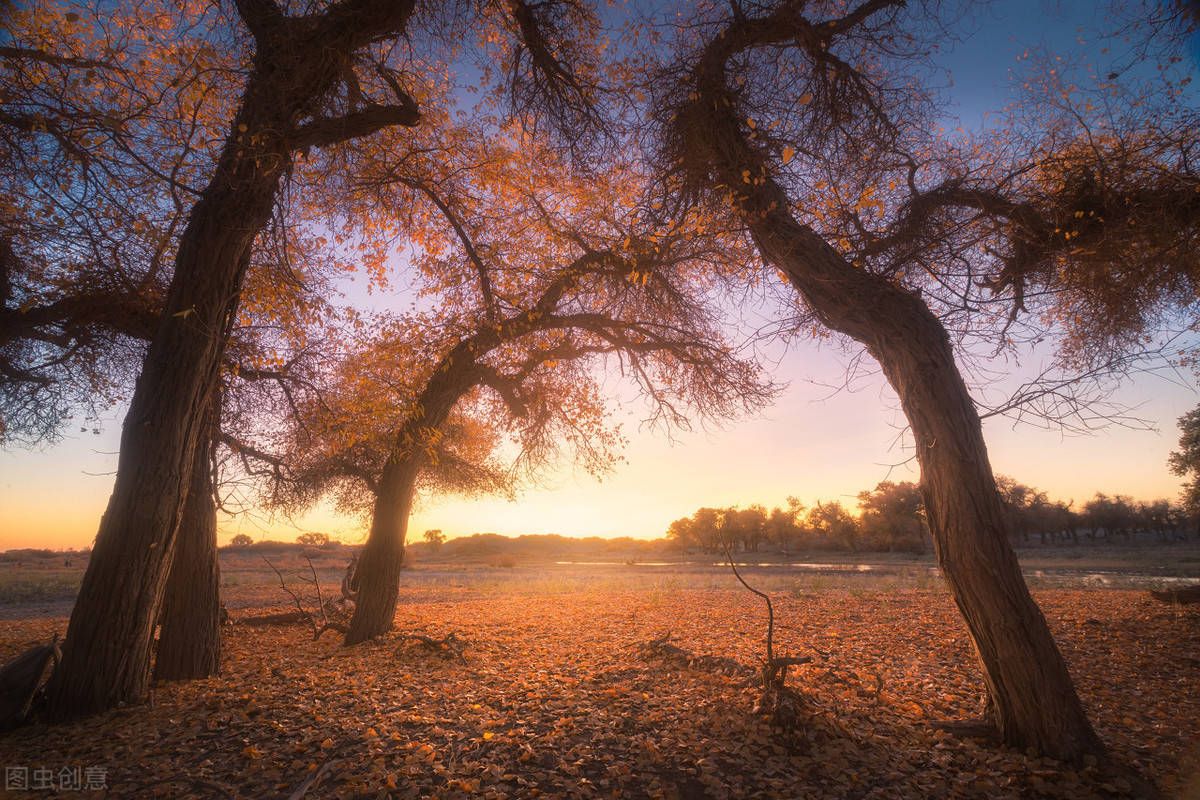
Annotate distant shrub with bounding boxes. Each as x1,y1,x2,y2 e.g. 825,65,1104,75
229,533,253,547
0,548,58,562
488,555,517,569
250,540,294,554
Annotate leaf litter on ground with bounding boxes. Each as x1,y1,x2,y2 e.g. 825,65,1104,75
0,587,1197,799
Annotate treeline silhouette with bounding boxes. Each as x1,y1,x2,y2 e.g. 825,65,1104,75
667,479,1194,555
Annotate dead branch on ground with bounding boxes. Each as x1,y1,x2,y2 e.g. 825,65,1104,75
262,556,350,641
397,632,467,662
636,632,754,677
1149,585,1200,605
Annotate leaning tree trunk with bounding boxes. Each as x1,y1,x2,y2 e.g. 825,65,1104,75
345,463,420,645
44,74,291,724
43,202,266,719
762,224,1102,759
866,287,1103,759
154,396,221,681
344,336,486,646
43,0,420,719
676,37,1103,760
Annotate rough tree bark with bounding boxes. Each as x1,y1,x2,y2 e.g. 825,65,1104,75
344,462,420,645
345,341,484,644
154,394,221,681
675,6,1104,760
44,0,420,720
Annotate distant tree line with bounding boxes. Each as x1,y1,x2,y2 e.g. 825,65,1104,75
667,479,1194,555
996,480,1190,546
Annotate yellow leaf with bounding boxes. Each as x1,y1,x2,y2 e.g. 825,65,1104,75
781,146,795,164
798,93,812,105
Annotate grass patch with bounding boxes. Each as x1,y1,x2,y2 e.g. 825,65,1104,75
0,569,81,603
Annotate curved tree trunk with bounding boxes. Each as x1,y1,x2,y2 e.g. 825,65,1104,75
863,285,1103,759
763,226,1101,759
740,212,1102,760
154,396,221,682
676,16,1103,760
345,464,419,645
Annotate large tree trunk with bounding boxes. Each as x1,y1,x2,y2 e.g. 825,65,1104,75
43,2,420,720
767,232,1102,759
744,218,1102,760
677,20,1103,760
865,287,1103,759
154,396,221,681
43,181,269,718
345,464,420,645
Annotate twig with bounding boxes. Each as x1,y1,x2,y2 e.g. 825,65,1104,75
287,752,338,800
264,557,309,622
307,557,328,621
723,541,775,663
262,556,348,640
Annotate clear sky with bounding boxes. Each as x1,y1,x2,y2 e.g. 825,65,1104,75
1,0,1197,550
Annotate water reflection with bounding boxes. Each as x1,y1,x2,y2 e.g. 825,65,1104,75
551,560,1197,589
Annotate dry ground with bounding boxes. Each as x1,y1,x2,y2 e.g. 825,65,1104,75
0,577,1198,799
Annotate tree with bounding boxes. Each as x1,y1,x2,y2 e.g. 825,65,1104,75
666,517,696,551
688,508,726,554
765,504,801,554
41,0,431,720
1083,493,1138,541
857,481,927,554
1169,406,1200,517
296,532,331,548
422,529,446,551
36,0,608,719
732,505,769,553
229,533,254,548
0,1,366,688
243,104,775,643
644,0,1196,760
804,501,860,553
280,228,770,643
154,393,221,681
994,476,1049,544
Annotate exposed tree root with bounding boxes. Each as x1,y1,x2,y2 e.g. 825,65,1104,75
932,717,1002,745
0,635,60,729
